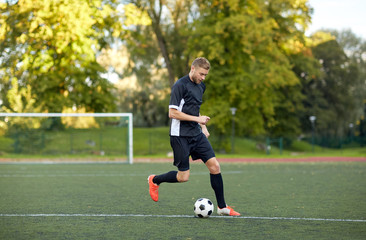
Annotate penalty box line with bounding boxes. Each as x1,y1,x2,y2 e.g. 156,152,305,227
0,214,365,222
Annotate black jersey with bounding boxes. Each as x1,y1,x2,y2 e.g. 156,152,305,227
169,75,206,137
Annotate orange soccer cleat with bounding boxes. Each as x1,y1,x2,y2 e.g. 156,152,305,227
217,206,241,216
147,175,159,202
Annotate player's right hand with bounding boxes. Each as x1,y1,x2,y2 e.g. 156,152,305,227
197,115,210,125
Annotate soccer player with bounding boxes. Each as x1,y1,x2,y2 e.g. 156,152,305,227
148,57,240,216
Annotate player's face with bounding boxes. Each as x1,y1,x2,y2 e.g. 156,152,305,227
191,66,209,84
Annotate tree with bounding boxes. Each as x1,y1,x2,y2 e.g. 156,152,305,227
1,78,43,132
267,0,312,50
288,46,322,135
128,0,194,88
264,0,313,138
309,34,359,138
117,0,314,140
296,32,359,141
111,0,195,126
187,0,311,142
325,29,366,122
0,0,117,114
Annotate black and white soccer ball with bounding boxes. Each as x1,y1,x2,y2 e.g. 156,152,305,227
194,198,214,218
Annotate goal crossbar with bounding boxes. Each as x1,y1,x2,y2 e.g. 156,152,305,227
0,113,134,164
0,113,132,118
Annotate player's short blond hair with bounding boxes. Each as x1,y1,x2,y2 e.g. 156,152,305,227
192,57,210,70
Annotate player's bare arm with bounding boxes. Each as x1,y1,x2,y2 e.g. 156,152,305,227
200,124,210,138
169,108,210,125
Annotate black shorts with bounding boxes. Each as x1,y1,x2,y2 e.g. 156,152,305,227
170,133,216,171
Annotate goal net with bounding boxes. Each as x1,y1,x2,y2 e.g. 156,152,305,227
0,113,133,164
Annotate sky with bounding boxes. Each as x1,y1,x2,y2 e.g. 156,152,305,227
307,0,366,40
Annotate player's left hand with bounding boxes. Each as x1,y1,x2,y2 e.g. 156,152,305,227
202,126,210,138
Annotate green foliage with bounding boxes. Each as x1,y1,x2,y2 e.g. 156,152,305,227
1,0,362,145
116,0,361,146
310,39,358,137
0,79,43,133
267,0,312,46
115,0,195,126
289,47,322,134
0,0,117,113
325,29,366,122
189,0,306,139
2,78,42,114
288,31,363,140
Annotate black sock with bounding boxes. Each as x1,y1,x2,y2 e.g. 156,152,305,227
210,173,226,209
153,171,178,185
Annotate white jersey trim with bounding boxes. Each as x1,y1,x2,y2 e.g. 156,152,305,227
170,99,185,136
169,105,179,110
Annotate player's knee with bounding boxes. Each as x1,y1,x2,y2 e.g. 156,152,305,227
206,158,221,174
211,165,220,174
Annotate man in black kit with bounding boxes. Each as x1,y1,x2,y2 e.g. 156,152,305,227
148,57,240,216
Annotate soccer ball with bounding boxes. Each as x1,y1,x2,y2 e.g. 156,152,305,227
194,198,214,218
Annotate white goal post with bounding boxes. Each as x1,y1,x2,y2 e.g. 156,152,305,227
0,113,133,164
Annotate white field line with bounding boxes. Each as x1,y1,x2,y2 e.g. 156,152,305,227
0,171,243,178
0,213,365,222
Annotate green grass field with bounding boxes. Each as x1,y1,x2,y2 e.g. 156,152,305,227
0,161,365,239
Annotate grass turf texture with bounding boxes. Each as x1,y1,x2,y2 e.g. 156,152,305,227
0,162,365,239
